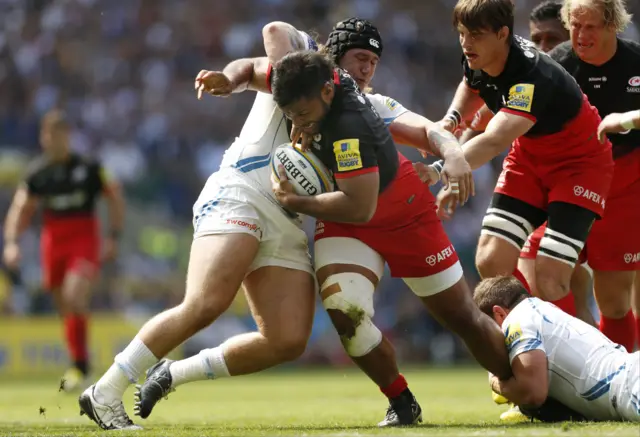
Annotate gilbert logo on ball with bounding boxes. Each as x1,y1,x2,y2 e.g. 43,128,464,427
272,143,333,196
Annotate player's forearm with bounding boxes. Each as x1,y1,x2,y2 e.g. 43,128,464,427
285,192,375,223
490,374,545,408
461,131,509,170
426,125,464,160
620,109,640,130
221,57,268,94
4,205,30,244
263,22,305,64
447,81,485,125
490,376,533,406
458,128,483,145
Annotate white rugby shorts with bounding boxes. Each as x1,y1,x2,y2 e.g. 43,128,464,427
193,168,313,275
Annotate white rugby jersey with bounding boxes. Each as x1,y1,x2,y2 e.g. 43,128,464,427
366,93,409,126
219,31,317,199
503,297,639,421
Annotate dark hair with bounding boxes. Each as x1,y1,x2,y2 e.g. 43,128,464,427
453,0,514,35
530,1,562,23
473,276,529,317
271,51,335,108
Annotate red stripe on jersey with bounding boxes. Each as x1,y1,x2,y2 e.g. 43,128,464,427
334,166,379,179
266,64,273,93
333,70,340,85
500,108,537,123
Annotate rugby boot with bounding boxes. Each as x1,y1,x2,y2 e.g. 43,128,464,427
500,404,529,423
377,388,423,427
492,390,510,405
79,385,141,430
134,359,175,419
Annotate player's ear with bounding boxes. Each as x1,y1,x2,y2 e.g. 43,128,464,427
497,26,509,42
321,82,334,103
492,305,506,323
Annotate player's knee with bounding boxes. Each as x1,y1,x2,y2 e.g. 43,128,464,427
535,269,570,302
594,272,634,318
181,296,228,332
320,272,382,357
475,236,518,279
270,331,309,362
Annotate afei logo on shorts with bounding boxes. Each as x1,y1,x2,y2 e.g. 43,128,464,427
333,139,363,171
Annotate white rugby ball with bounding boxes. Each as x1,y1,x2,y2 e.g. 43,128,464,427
271,143,334,196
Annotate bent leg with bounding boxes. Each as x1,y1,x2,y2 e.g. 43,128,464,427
94,233,258,404
165,265,315,388
221,265,315,375
593,269,635,351
411,270,512,380
477,194,546,289
571,264,596,326
535,202,596,316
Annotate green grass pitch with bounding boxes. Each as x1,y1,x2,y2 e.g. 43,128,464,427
0,367,637,436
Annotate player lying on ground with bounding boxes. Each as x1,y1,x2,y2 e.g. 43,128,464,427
136,48,514,428
434,0,614,342
473,276,639,422
3,110,124,392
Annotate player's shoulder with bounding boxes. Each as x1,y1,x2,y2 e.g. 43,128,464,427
25,155,50,178
618,38,640,58
548,41,576,65
70,152,100,167
367,93,403,110
366,93,408,120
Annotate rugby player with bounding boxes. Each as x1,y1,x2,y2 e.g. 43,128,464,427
79,34,322,430
3,109,124,392
435,0,614,335
263,19,478,426
474,276,639,422
268,50,513,422
455,1,597,328
136,45,514,429
547,0,640,352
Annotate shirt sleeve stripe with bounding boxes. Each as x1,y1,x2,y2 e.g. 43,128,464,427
334,166,379,179
500,107,537,123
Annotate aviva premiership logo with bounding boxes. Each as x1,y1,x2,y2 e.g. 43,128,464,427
506,83,534,112
333,139,363,171
504,322,523,352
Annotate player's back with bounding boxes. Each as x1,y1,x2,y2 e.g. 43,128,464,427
508,298,635,421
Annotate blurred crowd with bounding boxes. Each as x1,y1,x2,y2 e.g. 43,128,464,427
0,0,638,364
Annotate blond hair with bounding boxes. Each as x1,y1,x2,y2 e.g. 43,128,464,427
561,0,633,33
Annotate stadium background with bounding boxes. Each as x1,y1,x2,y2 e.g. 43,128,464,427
0,0,638,378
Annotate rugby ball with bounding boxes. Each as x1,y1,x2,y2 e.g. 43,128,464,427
271,143,334,196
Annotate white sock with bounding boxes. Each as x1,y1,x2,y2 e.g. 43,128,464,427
170,346,230,388
94,338,158,404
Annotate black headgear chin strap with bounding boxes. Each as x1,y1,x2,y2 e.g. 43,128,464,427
325,17,383,63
